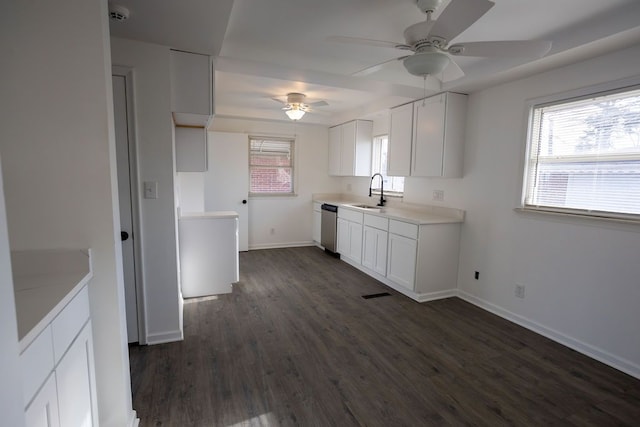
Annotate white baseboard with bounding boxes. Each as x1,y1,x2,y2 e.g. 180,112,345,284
249,241,315,250
128,410,140,427
340,256,458,304
457,290,640,380
146,329,183,345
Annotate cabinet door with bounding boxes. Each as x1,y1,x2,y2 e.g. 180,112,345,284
175,126,207,172
328,126,342,176
388,103,413,176
56,322,98,427
362,226,388,276
340,121,357,175
336,218,349,255
348,222,363,264
312,210,321,243
412,94,446,177
25,373,60,427
170,50,211,116
387,233,417,290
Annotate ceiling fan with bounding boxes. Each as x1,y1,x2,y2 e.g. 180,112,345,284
271,93,329,121
331,0,552,83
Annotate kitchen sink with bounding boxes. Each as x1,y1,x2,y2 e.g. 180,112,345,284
347,204,383,211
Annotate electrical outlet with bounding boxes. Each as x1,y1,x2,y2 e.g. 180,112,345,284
347,183,352,191
515,284,525,298
433,189,444,201
270,228,275,235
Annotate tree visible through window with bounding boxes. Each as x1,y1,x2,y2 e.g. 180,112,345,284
249,137,295,195
524,85,640,219
371,135,404,194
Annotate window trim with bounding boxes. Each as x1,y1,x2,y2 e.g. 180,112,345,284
248,135,296,197
519,75,640,223
371,133,405,197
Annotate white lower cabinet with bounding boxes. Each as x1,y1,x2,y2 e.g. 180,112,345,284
25,373,60,427
312,202,321,245
56,321,98,427
337,218,363,263
22,286,98,427
362,214,389,276
386,232,418,290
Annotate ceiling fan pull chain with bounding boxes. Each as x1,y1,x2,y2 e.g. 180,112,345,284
422,75,427,106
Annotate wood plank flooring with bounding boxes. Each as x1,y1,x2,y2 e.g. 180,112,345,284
129,247,640,426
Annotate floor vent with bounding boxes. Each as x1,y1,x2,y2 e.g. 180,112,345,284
362,292,391,299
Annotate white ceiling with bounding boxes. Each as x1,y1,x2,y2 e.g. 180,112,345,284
109,0,640,126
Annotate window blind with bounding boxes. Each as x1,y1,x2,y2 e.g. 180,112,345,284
524,86,640,219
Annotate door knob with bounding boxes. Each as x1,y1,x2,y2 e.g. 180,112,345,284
121,231,129,241
242,199,247,204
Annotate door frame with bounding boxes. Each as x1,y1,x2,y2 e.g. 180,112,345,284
112,66,146,344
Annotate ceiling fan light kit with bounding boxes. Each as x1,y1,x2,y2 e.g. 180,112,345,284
285,106,306,121
403,48,450,76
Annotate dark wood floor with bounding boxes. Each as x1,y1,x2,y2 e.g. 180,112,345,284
130,247,640,426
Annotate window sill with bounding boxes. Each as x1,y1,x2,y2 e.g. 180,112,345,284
514,207,640,231
249,193,298,200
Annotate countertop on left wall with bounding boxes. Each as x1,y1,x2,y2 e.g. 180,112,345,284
12,249,92,352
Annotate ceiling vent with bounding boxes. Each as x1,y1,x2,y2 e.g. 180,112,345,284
109,4,130,22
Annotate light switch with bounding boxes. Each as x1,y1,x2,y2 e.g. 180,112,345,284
144,181,158,199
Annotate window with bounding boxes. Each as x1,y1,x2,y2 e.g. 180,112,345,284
523,85,640,220
371,134,404,195
249,137,295,195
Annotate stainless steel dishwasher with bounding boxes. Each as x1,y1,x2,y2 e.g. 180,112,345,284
320,203,338,254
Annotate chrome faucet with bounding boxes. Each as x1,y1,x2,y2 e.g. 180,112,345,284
369,173,386,206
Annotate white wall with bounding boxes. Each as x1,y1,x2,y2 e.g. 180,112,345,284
210,117,340,248
0,158,25,427
456,44,640,377
110,38,183,344
0,1,135,425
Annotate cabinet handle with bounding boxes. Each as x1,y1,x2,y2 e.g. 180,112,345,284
242,199,247,204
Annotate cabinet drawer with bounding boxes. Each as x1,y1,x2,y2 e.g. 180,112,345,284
338,208,363,224
52,286,90,364
389,219,418,239
364,214,388,231
21,325,54,408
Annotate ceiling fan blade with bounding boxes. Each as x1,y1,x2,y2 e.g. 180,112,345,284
429,0,494,42
270,97,286,104
438,58,465,82
352,55,410,77
309,100,329,107
327,35,412,51
448,40,552,58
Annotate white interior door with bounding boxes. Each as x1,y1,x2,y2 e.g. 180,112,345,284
112,74,139,343
204,132,249,251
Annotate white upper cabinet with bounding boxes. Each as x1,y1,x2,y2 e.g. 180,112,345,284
412,92,467,178
328,120,373,176
170,50,213,126
175,126,207,172
388,102,414,177
387,92,467,178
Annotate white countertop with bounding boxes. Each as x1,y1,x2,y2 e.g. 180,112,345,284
180,211,239,219
313,195,464,225
12,249,92,351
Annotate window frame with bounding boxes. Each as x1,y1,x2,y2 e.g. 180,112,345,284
370,134,404,197
520,76,640,222
248,136,296,197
